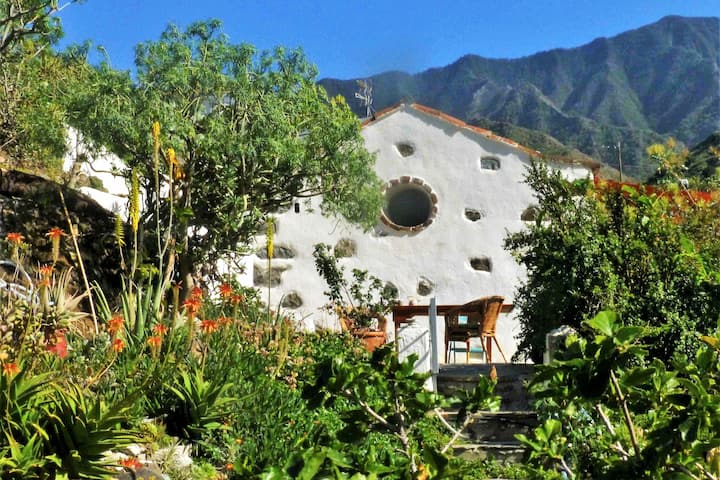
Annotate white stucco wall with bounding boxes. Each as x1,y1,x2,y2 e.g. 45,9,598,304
256,104,592,364
63,128,129,214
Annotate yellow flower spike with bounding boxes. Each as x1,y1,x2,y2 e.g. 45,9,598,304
265,217,275,315
266,218,275,260
152,122,161,176
114,214,125,247
152,121,160,143
167,147,177,167
173,163,185,181
129,169,140,233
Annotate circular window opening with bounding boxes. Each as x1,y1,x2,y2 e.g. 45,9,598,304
381,177,438,231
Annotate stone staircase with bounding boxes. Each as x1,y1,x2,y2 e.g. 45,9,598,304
436,363,537,463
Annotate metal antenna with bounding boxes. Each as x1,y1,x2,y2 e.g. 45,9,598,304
354,80,375,120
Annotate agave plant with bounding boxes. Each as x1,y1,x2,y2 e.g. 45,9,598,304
148,367,235,451
42,382,139,479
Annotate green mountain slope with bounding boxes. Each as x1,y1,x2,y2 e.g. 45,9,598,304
685,131,720,179
320,16,719,179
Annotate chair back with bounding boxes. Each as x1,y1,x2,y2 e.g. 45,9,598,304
445,300,479,328
444,295,504,334
478,295,505,335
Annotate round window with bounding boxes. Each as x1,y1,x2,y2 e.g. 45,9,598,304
380,177,438,232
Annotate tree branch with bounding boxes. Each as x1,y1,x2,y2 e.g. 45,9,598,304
594,403,630,460
436,408,472,454
609,370,641,458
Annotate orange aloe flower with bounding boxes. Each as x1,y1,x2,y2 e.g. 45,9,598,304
200,319,219,334
2,362,19,376
107,315,124,336
38,264,53,287
112,338,125,353
147,336,162,349
6,232,23,244
218,282,233,299
182,297,202,317
218,316,232,326
152,324,169,336
190,286,203,299
38,264,53,277
47,331,68,359
46,227,64,240
119,457,141,470
230,293,244,305
46,227,64,262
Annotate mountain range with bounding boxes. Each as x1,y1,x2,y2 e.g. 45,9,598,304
319,15,719,179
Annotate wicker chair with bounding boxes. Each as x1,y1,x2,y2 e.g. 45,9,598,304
444,296,507,363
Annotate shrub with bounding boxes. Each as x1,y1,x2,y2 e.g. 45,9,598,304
505,160,720,362
520,311,720,478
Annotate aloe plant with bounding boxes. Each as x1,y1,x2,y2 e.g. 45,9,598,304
42,382,138,479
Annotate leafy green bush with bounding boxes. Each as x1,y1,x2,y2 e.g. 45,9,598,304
505,160,720,362
520,311,720,478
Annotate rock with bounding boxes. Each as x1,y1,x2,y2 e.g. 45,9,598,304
464,207,485,222
521,205,539,221
253,264,290,287
281,291,303,308
470,256,492,272
416,276,435,296
154,444,193,470
333,238,357,257
115,464,167,480
255,244,296,259
544,325,578,364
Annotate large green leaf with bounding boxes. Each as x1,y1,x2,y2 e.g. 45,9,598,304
585,311,617,337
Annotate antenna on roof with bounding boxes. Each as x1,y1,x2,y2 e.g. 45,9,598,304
354,80,375,120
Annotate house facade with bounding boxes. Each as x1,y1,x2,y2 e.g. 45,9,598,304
252,103,595,361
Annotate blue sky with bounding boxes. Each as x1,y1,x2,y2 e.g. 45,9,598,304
57,0,718,80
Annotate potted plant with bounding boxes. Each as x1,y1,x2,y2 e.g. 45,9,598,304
313,243,398,351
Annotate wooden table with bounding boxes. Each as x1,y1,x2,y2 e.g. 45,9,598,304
391,303,514,360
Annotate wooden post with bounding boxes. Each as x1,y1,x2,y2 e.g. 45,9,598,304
429,297,439,391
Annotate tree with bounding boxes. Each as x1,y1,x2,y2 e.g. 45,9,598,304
67,20,383,293
0,0,79,56
0,1,82,169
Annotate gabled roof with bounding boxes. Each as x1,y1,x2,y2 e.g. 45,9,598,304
362,103,601,171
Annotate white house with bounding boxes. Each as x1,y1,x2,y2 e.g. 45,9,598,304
252,103,595,363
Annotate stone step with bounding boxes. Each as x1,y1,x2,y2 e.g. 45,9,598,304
442,410,538,443
452,442,527,464
437,363,535,411
440,410,537,463
437,364,537,463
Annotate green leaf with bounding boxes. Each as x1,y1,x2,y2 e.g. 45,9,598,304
614,326,644,344
174,206,195,220
297,448,326,480
585,311,617,336
621,367,655,388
